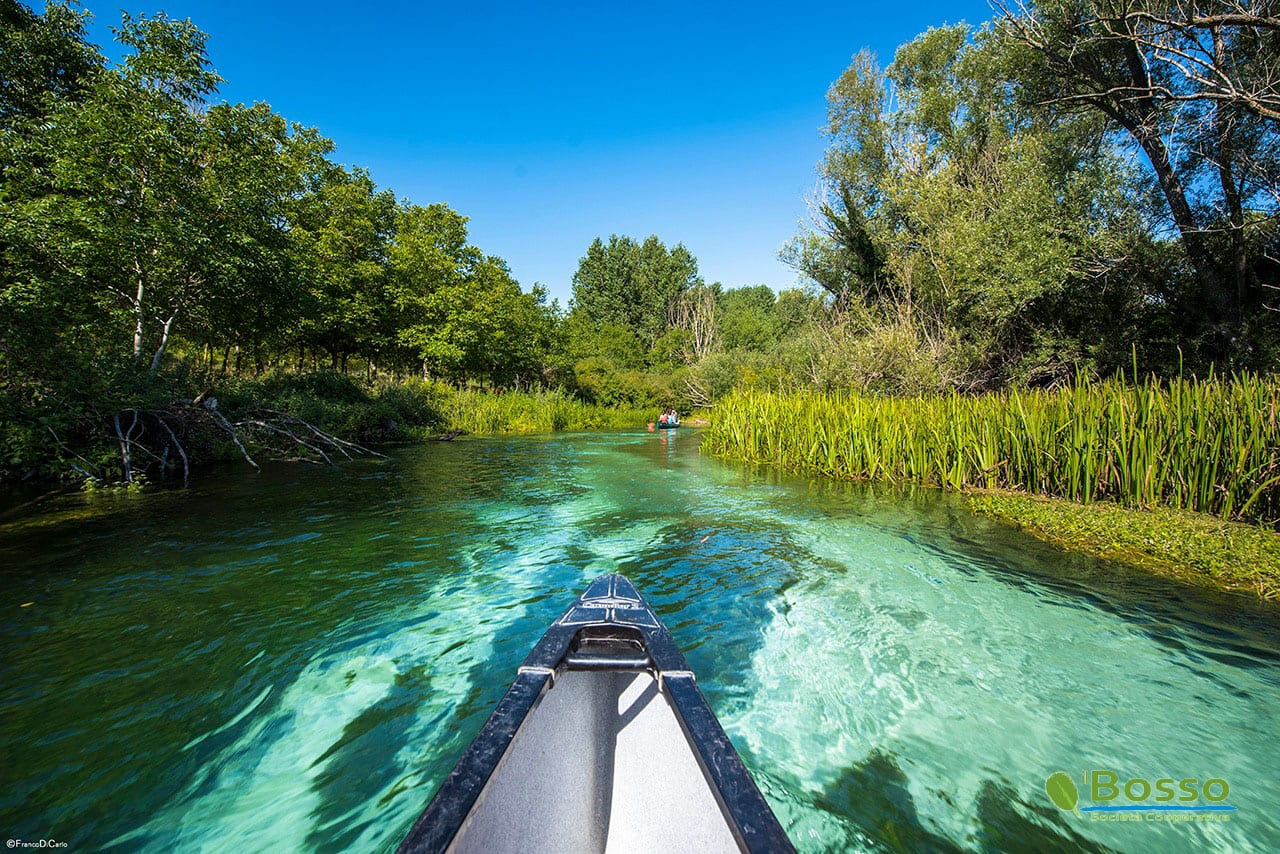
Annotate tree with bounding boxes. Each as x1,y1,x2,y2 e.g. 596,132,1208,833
671,282,719,361
486,282,554,388
184,103,335,370
718,285,781,352
391,203,550,385
290,167,396,370
552,311,645,370
388,202,474,377
0,0,101,126
791,24,1149,383
1,2,107,413
2,10,235,379
570,234,703,345
997,0,1280,358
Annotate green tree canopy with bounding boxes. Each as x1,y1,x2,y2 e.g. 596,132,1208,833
391,203,550,384
570,234,703,345
718,285,781,352
790,23,1151,382
996,0,1280,362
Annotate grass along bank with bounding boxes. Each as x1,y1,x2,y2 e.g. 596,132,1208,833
704,375,1280,525
443,387,651,434
2,372,657,490
703,377,1280,598
968,492,1280,600
214,377,654,441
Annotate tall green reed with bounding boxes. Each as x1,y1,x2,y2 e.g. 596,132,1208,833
704,375,1280,526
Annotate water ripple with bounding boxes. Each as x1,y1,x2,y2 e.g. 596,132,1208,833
0,433,1277,852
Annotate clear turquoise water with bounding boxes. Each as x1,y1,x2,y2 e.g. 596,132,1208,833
1,430,1277,852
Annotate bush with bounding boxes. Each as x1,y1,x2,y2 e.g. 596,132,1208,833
373,379,449,439
444,386,651,433
572,357,666,408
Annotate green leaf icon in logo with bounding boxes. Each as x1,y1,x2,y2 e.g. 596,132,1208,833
1046,771,1079,810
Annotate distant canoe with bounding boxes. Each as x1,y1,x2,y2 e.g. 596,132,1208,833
655,421,680,429
398,574,793,853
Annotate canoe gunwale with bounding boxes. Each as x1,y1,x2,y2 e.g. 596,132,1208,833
398,574,794,854
398,668,552,853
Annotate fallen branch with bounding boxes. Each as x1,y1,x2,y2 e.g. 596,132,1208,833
256,409,388,459
153,414,190,487
44,423,102,481
206,407,260,472
236,418,334,465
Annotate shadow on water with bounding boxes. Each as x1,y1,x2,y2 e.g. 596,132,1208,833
357,569,587,845
814,750,964,853
812,751,1112,854
305,665,434,852
970,779,1112,854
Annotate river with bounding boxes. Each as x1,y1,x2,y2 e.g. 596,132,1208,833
2,430,1277,852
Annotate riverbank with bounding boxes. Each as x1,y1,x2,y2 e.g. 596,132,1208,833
703,380,1280,600
0,372,656,490
968,491,1280,600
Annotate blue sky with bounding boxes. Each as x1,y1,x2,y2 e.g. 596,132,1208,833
84,0,997,305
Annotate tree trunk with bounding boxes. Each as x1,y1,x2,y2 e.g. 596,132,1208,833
132,262,146,361
1107,105,1224,319
113,411,134,483
1212,27,1250,320
149,304,180,375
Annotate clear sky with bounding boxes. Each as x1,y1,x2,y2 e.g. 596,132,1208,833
83,0,997,305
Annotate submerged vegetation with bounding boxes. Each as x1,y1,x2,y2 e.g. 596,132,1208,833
968,492,1280,600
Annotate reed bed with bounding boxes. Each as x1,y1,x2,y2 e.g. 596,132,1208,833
445,388,651,435
704,375,1280,526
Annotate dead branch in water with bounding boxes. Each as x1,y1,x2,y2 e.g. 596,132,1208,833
153,415,190,486
230,409,387,465
252,410,387,460
204,406,260,472
83,402,387,486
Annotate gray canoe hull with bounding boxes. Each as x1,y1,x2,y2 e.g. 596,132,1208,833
398,574,793,853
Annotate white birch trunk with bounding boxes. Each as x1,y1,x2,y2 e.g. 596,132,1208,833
150,304,180,374
132,262,146,361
